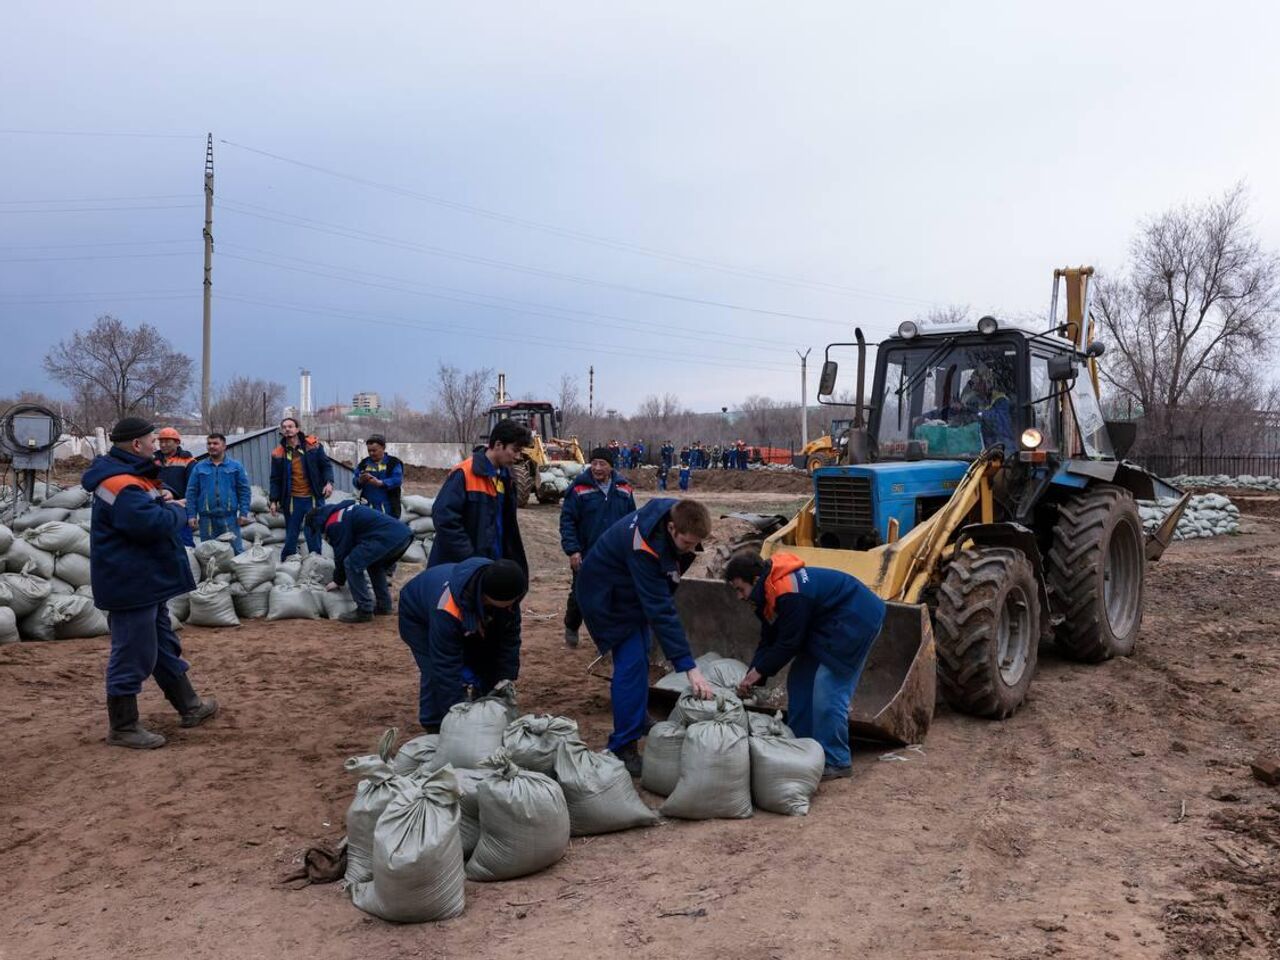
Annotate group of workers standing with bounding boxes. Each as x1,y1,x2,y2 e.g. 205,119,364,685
86,415,884,783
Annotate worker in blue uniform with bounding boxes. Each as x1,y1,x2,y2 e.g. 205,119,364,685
269,417,334,560
309,501,414,622
154,427,196,546
184,432,252,552
82,417,218,750
725,549,886,780
660,441,674,468
353,434,404,517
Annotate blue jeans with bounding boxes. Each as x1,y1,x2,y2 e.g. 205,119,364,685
106,602,188,697
199,513,243,553
786,652,858,770
281,494,321,559
606,628,649,753
345,534,412,612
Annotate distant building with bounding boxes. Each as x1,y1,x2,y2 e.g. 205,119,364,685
352,391,382,412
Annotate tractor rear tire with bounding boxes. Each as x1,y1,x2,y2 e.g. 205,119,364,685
935,546,1040,719
513,462,534,509
1046,484,1145,662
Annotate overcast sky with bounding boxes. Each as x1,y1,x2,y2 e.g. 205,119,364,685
2,1,1278,417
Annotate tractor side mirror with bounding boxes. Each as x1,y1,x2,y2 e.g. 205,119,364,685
1047,354,1077,382
1086,340,1106,359
818,360,839,397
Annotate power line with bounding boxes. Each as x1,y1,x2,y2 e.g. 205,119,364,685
0,292,195,305
0,251,196,264
0,239,194,251
0,128,201,140
0,203,198,213
0,194,191,204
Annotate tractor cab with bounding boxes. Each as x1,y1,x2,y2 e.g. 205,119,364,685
484,400,585,505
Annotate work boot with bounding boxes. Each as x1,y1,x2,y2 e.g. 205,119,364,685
563,627,580,649
158,674,220,728
613,743,643,778
374,604,394,616
340,609,374,623
106,695,166,749
821,765,853,781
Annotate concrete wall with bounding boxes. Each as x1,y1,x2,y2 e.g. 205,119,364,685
327,441,467,469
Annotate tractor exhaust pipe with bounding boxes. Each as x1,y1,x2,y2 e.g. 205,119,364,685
845,327,870,464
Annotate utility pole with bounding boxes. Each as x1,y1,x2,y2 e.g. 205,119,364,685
201,133,214,428
588,365,594,417
797,348,811,449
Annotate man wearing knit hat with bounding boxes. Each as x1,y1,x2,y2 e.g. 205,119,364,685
81,417,219,749
396,557,527,731
558,446,636,648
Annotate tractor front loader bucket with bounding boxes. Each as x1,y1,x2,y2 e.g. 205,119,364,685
1145,491,1192,561
667,577,936,745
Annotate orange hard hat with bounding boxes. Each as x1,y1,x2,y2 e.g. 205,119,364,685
157,427,181,440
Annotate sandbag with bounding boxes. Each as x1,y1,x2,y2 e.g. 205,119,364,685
392,733,440,776
408,516,435,535
350,769,465,923
193,539,235,577
168,593,191,622
54,552,92,588
401,495,434,516
272,570,296,587
261,510,286,529
669,692,748,731
640,721,686,796
249,487,270,513
186,580,240,628
501,714,581,774
67,507,94,526
240,522,271,545
702,657,750,692
465,751,570,882
42,485,90,509
19,595,74,641
554,740,659,836
0,607,18,644
277,556,303,582
25,521,90,557
454,767,500,857
263,527,286,545
230,540,275,590
400,540,427,565
749,735,825,816
47,577,75,596
747,710,795,739
0,580,11,608
4,539,55,579
319,585,357,619
12,507,70,533
436,683,519,769
266,583,320,620
0,523,12,554
184,547,202,585
344,735,400,885
74,583,94,598
232,581,272,620
54,595,108,639
1,565,52,618
661,714,753,821
300,554,335,584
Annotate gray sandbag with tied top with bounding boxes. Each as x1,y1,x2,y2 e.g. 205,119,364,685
747,710,795,739
230,539,276,590
0,607,18,645
53,552,92,589
661,713,753,821
193,538,235,578
435,682,519,770
4,539,55,579
344,730,401,885
266,582,320,620
300,553,335,585
319,585,358,620
501,714,582,774
464,750,570,882
186,580,240,628
454,766,501,857
25,521,90,558
669,691,749,732
1,564,52,618
350,768,466,924
701,657,750,693
749,734,825,816
554,740,658,836
19,595,104,641
640,720,686,797
0,522,13,555
232,581,272,620
12,507,70,533
42,485,90,509
391,734,439,776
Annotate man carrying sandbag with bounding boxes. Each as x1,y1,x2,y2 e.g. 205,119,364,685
724,549,886,781
308,501,414,623
82,417,219,749
397,557,527,731
558,446,636,649
576,498,715,775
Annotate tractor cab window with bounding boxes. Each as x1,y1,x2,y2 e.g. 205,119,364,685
1068,373,1114,459
876,342,1021,459
1028,354,1060,451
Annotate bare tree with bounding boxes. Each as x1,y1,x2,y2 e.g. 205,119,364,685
207,376,286,432
43,315,194,427
556,373,583,433
916,304,971,327
432,363,494,447
1097,184,1280,450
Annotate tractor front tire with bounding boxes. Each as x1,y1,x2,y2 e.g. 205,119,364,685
935,546,1040,719
1046,484,1145,662
513,462,534,508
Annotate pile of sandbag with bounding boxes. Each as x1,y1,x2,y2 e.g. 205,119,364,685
1138,493,1240,540
398,495,435,566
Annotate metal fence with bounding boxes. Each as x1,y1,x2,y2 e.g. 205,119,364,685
1134,454,1280,479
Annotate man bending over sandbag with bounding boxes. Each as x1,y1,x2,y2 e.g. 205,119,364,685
308,502,413,623
576,498,715,776
724,549,886,780
397,557,527,731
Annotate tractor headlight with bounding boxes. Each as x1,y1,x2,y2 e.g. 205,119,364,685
977,315,1000,336
1020,427,1043,450
897,320,919,340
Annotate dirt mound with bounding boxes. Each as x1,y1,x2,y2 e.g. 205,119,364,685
626,466,811,494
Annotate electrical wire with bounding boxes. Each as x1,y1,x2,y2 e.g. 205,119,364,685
0,194,191,204
0,128,201,140
0,251,196,264
0,203,198,213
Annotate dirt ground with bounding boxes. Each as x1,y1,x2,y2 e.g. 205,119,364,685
2,484,1278,960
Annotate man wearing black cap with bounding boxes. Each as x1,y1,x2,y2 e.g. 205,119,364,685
558,447,636,648
81,417,219,749
396,557,527,730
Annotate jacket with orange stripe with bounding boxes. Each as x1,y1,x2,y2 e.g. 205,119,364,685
268,435,334,504
746,554,887,679
153,447,196,499
398,557,521,713
558,468,636,557
427,451,527,572
82,447,196,611
575,497,697,670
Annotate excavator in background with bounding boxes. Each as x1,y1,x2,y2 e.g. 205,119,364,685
798,418,852,473
670,266,1190,745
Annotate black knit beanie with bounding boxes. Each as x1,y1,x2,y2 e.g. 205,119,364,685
480,560,527,603
109,416,155,442
589,447,614,465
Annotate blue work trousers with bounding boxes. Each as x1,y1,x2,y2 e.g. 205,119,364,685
199,513,243,553
678,469,691,491
281,494,322,560
401,624,501,728
345,534,412,613
605,628,650,753
786,652,860,770
106,602,188,697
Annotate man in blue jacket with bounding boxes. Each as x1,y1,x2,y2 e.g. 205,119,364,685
309,501,414,622
268,416,334,560
398,557,526,730
659,441,674,468
577,497,715,774
185,432,252,552
558,447,636,649
353,434,404,517
82,417,218,750
724,549,886,780
428,418,530,572
154,427,196,546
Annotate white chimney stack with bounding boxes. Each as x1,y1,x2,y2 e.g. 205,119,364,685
300,369,313,415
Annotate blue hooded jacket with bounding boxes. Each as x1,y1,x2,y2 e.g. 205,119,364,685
309,501,412,585
428,450,527,572
558,467,636,557
82,447,196,611
354,454,404,516
747,554,886,679
398,556,522,720
576,497,696,670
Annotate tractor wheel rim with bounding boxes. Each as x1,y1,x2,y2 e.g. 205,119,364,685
1104,519,1141,639
996,584,1032,686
